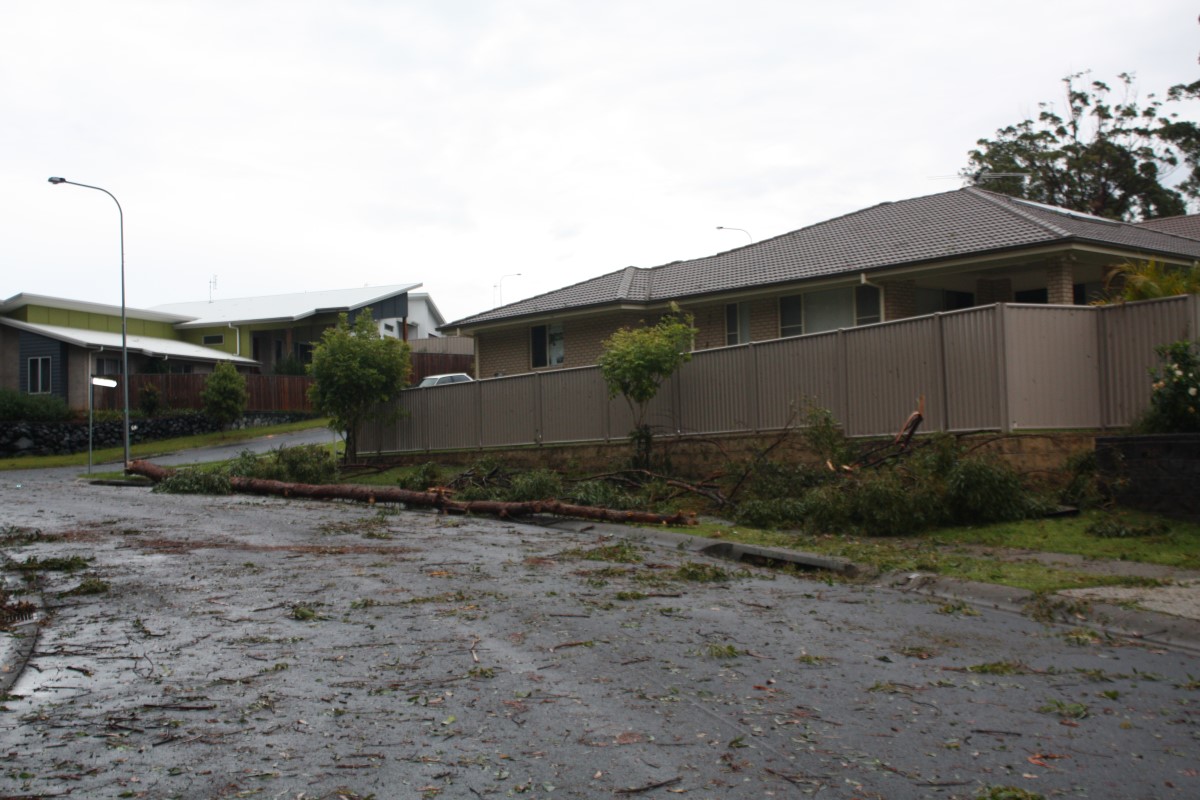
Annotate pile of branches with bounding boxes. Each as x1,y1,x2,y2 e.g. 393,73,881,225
126,460,696,527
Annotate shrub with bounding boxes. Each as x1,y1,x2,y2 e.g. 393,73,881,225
399,462,443,491
152,469,232,495
734,497,806,529
270,445,339,484
1137,340,1200,433
0,388,71,422
796,483,853,534
946,457,1031,524
802,406,858,467
845,471,926,536
201,362,248,429
225,445,338,484
505,469,564,502
138,383,164,417
1060,450,1108,509
570,480,637,509
742,460,828,501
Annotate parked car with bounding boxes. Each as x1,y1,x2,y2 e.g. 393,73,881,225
416,373,474,388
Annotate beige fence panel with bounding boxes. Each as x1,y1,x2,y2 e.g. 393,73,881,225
843,316,946,437
754,333,844,430
479,375,539,447
355,299,1198,455
1003,305,1101,429
416,381,482,449
362,392,417,455
940,306,1003,431
675,345,754,434
539,367,611,443
1100,295,1199,428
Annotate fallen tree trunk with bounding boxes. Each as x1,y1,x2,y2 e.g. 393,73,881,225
126,460,696,527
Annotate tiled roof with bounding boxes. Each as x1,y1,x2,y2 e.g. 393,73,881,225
448,188,1200,328
1134,214,1200,241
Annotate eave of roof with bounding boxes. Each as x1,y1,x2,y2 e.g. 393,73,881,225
0,292,193,323
0,318,258,365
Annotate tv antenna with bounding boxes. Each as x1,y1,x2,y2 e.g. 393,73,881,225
209,274,218,303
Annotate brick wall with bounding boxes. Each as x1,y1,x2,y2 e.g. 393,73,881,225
976,278,1013,304
365,430,1096,486
477,310,656,378
1046,258,1075,305
880,279,916,320
686,298,779,349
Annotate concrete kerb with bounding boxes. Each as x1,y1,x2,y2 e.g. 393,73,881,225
0,564,44,696
538,517,1200,656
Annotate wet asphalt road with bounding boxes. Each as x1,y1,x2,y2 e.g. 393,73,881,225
2,466,1199,799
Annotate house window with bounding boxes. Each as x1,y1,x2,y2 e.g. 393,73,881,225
383,323,395,334
855,284,882,325
725,303,750,345
531,323,565,368
202,334,225,346
779,296,803,338
96,357,122,376
28,356,51,394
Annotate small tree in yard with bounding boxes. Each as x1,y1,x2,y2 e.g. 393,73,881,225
308,311,411,462
598,308,696,468
202,361,248,430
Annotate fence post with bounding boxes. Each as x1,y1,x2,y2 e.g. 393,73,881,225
1096,303,1112,430
995,303,1012,433
935,313,949,433
747,342,760,433
835,328,849,434
535,372,544,446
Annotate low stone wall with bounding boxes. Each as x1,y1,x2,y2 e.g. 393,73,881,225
1095,434,1200,521
0,412,312,458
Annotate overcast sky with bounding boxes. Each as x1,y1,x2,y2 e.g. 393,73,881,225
3,1,1197,325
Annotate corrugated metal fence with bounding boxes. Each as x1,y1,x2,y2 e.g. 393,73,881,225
359,297,1200,454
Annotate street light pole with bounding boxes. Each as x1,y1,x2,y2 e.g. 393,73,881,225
49,177,131,467
716,226,754,244
495,272,522,307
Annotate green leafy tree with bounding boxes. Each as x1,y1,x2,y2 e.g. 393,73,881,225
308,311,411,462
201,361,248,430
598,308,697,468
964,72,1200,221
1098,259,1200,303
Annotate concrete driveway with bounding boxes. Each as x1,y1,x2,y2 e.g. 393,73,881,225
2,467,1200,799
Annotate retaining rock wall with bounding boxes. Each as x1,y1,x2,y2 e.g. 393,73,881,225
0,412,311,458
1095,434,1200,522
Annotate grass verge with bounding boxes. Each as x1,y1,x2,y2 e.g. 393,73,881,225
661,509,1200,592
0,417,334,472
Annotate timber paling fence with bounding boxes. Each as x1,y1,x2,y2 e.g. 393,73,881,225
93,374,315,414
358,296,1200,455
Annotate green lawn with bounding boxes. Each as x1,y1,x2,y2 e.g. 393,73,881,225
665,510,1200,592
0,417,334,471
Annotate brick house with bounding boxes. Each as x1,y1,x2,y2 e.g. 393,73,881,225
444,188,1200,378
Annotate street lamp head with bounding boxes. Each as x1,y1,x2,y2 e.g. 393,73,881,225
48,176,66,184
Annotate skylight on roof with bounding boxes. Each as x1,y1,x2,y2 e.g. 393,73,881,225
1011,197,1115,223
